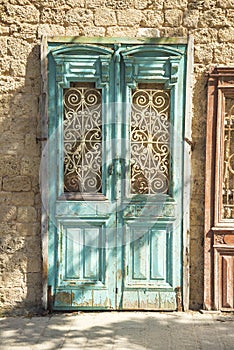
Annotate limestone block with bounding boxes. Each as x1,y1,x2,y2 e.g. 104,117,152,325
9,118,36,136
0,94,12,115
164,10,183,27
27,257,42,273
9,59,26,77
40,8,67,24
7,38,33,60
34,193,41,206
191,28,218,44
65,9,94,26
82,26,106,36
188,0,217,10
37,24,66,38
226,9,234,25
0,235,25,255
0,38,7,56
218,28,234,42
3,176,31,192
0,206,17,222
0,192,12,205
140,10,164,27
217,0,234,7
11,92,38,116
164,0,187,8
94,9,117,26
0,76,25,93
65,26,81,36
137,28,159,37
21,157,40,177
66,0,85,7
195,44,214,64
0,131,25,156
199,9,227,27
190,197,205,227
17,223,39,236
214,43,234,63
26,236,41,255
0,25,9,35
17,206,37,223
106,26,137,37
135,0,164,10
0,156,21,176
12,192,34,206
192,176,205,196
105,0,134,9
86,0,107,8
1,270,25,287
24,134,40,157
1,4,39,24
0,223,17,235
0,58,10,75
160,27,187,37
183,10,200,28
31,176,40,193
117,9,142,26
10,24,38,43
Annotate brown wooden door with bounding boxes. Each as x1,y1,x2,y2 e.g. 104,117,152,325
204,67,234,311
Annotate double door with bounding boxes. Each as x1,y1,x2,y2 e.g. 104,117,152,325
46,40,187,310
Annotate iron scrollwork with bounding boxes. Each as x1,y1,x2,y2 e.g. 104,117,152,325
63,86,102,193
131,88,170,194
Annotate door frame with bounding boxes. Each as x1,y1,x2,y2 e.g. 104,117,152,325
40,36,193,311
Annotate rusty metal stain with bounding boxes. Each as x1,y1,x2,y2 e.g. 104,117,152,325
73,299,93,307
55,291,74,305
175,286,183,311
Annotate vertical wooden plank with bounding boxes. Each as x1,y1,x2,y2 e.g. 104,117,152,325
204,69,217,310
183,35,193,311
40,35,49,310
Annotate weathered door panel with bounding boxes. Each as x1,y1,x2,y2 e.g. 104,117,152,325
47,40,187,310
115,45,186,309
204,68,234,311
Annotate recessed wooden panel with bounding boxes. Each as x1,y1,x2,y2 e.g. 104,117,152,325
132,235,147,280
63,225,104,283
221,255,234,309
126,226,172,288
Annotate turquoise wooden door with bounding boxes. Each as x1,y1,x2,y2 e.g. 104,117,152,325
47,40,187,310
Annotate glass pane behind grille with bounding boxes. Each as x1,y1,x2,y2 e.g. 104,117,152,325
131,85,170,195
222,97,234,218
63,84,102,194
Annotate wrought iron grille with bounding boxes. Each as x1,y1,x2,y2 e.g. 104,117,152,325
131,85,170,194
63,85,102,193
222,99,234,218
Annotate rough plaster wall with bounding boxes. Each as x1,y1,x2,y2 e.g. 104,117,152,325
0,0,234,313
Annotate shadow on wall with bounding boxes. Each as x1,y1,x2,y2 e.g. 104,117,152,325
0,44,43,315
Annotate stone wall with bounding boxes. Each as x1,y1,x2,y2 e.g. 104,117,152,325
1,0,234,313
